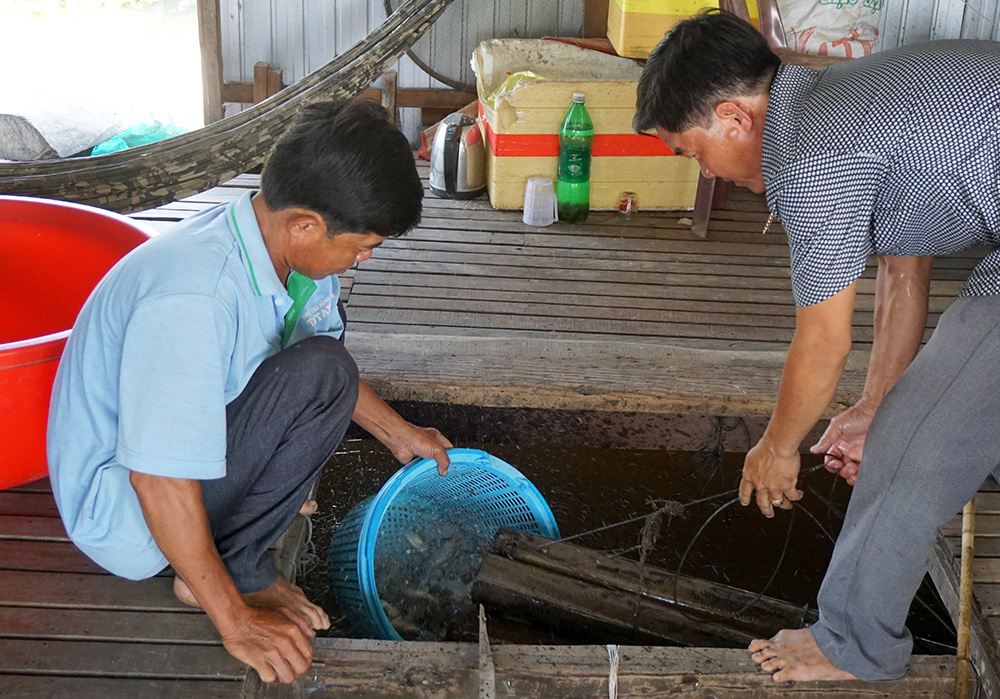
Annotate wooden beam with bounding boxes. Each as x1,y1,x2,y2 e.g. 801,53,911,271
474,554,759,647
359,87,477,111
221,81,254,104
196,0,223,124
0,638,245,679
247,637,958,697
0,677,242,698
490,530,817,633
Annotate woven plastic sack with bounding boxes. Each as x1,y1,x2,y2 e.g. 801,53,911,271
778,0,882,57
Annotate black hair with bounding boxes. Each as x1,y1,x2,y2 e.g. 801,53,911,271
261,99,422,238
634,9,780,133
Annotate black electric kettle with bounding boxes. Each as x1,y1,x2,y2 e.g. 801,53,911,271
429,112,486,199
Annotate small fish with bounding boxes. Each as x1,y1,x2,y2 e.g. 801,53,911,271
404,528,427,552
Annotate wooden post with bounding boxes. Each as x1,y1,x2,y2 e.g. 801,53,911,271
253,62,285,104
381,70,398,125
583,0,610,38
197,0,224,124
956,497,975,699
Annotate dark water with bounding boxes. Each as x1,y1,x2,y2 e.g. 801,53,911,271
298,404,955,653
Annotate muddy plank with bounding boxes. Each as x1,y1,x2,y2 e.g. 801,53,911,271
357,257,799,291
974,559,1000,584
349,268,953,313
373,245,798,278
4,478,52,493
0,540,107,574
346,307,829,343
928,533,1000,697
0,638,245,678
943,536,1000,557
347,321,799,351
940,514,1000,538
0,515,69,541
977,585,1000,615
248,637,956,698
0,570,188,611
0,493,60,518
0,675,242,699
347,292,927,337
0,606,220,644
352,267,800,304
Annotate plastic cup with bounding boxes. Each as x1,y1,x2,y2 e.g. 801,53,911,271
522,176,558,226
618,191,638,220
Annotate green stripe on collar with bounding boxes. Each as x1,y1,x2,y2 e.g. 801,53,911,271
228,201,262,297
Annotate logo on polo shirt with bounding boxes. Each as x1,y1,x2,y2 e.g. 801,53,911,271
303,292,336,328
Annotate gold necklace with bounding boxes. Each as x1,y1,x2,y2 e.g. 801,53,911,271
762,213,775,235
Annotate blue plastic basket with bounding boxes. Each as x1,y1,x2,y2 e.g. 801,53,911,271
327,448,559,640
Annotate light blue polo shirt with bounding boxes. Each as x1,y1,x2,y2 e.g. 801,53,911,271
47,191,344,580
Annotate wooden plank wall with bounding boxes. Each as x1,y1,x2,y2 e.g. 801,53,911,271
216,0,583,139
0,479,246,698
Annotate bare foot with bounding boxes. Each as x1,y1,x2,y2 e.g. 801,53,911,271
748,628,857,682
245,576,331,631
299,499,318,516
173,576,201,608
174,575,329,632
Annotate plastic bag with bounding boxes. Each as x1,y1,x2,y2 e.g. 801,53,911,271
484,70,546,110
90,117,187,155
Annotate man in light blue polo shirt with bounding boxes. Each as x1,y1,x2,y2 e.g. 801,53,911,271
47,100,452,684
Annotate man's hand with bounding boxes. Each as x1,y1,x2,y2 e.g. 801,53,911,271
130,472,320,684
386,424,453,476
740,436,804,518
353,381,453,475
221,605,316,684
810,401,876,486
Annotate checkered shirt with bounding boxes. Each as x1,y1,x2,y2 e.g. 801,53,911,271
762,40,1000,307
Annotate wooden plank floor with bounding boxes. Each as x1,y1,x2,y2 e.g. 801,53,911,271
132,165,985,416
4,161,989,696
0,478,246,698
932,479,1000,698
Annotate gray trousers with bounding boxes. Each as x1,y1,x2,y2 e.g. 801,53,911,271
199,336,359,592
811,295,1000,680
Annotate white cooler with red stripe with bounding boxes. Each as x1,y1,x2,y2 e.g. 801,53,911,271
472,39,701,211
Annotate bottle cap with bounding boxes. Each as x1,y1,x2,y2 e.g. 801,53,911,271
572,92,585,103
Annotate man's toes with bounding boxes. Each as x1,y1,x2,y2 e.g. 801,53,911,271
772,667,795,683
748,639,771,653
754,646,778,662
760,657,786,674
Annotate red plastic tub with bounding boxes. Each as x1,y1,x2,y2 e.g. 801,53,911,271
0,196,153,490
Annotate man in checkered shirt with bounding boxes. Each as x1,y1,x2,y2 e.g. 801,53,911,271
636,9,1000,685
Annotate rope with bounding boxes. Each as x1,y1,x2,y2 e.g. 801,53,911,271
606,644,620,699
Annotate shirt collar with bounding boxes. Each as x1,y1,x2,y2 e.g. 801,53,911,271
227,190,287,298
762,63,819,186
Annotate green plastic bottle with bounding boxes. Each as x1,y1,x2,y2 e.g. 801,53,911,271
555,92,594,223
